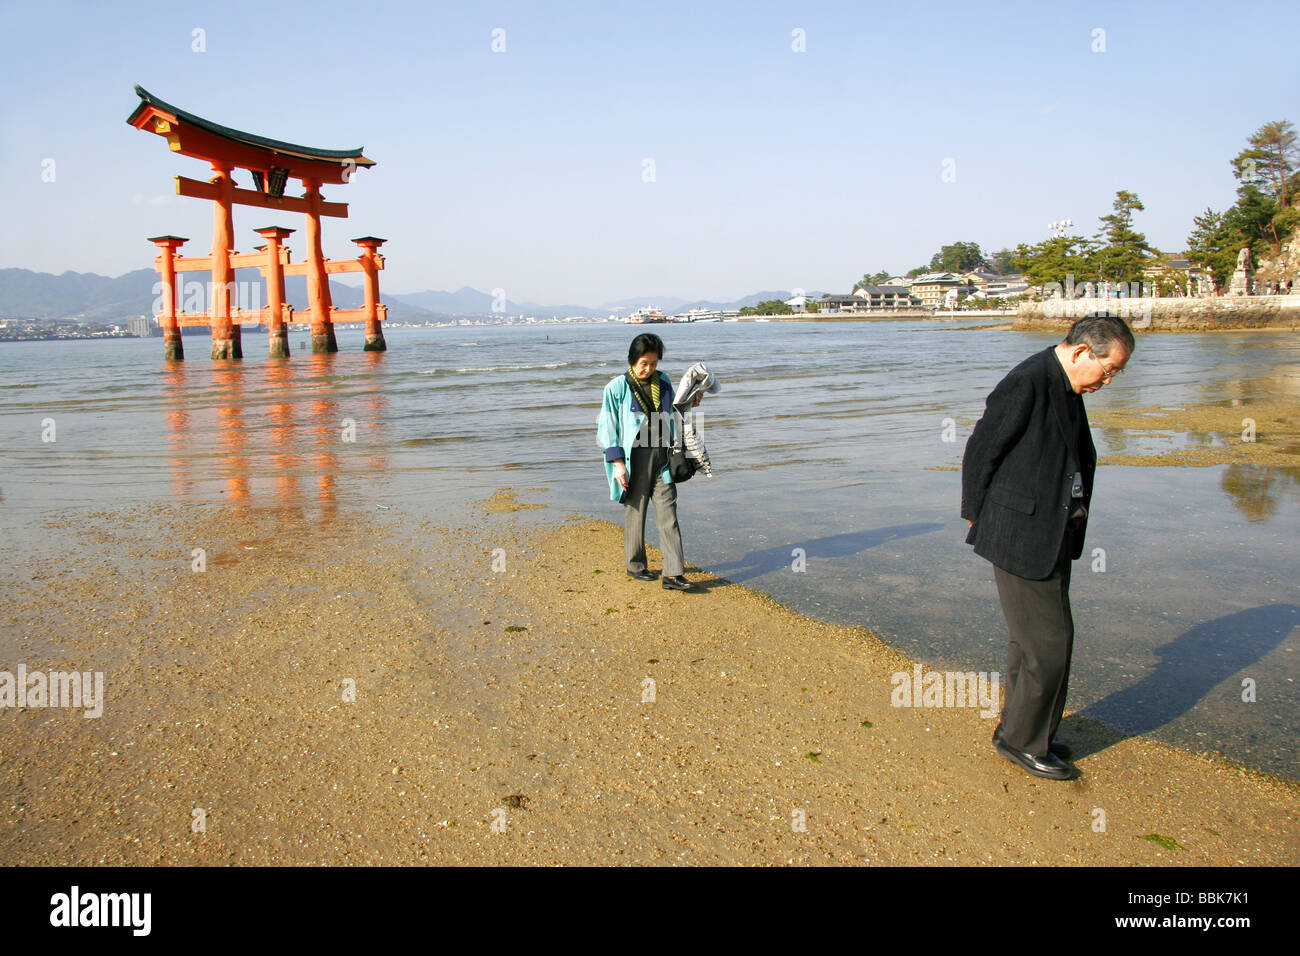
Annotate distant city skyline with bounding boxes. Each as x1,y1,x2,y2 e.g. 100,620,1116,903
2,0,1297,306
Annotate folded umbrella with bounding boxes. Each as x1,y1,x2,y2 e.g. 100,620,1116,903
673,362,721,478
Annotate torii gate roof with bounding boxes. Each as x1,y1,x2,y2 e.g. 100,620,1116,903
126,85,375,185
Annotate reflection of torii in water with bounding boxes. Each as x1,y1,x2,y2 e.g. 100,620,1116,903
126,85,389,360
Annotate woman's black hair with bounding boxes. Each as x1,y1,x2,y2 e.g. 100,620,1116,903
628,333,665,366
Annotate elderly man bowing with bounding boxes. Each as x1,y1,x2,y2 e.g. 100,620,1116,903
961,312,1134,780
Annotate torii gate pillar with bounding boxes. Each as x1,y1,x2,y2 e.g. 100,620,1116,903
210,163,241,360
355,237,388,352
255,226,294,358
149,235,188,360
303,180,337,354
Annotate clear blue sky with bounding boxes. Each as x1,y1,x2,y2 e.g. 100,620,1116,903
1,0,1297,305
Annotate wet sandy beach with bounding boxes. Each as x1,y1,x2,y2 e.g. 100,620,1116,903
1,491,1295,866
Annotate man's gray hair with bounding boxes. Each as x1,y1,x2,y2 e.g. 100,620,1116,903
1065,312,1136,357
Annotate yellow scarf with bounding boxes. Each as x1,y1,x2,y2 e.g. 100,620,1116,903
630,366,660,411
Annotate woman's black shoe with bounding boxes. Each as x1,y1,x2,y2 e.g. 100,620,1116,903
661,575,694,591
627,570,657,581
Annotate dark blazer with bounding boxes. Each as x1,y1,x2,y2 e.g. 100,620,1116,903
961,346,1097,580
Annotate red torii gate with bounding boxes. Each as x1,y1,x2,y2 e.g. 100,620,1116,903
126,85,388,360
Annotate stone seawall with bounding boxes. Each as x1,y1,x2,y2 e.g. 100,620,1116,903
1016,295,1300,332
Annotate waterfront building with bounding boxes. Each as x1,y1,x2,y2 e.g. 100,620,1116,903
127,315,161,338
908,272,971,309
964,271,1029,299
820,286,922,314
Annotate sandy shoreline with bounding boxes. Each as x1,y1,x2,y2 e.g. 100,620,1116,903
1,493,1295,866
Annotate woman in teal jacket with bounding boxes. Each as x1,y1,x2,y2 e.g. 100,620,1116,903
598,333,695,591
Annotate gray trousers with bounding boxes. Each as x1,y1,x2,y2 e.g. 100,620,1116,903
624,444,684,576
993,546,1074,758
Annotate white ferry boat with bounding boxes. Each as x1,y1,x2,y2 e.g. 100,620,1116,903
678,308,722,323
624,306,667,324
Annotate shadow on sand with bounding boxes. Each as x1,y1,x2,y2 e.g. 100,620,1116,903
698,523,943,585
1063,603,1300,764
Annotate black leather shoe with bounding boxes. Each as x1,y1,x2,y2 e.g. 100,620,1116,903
627,570,656,582
993,723,1071,761
994,738,1075,780
661,574,694,591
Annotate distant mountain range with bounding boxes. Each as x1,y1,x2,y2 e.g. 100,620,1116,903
0,267,813,324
